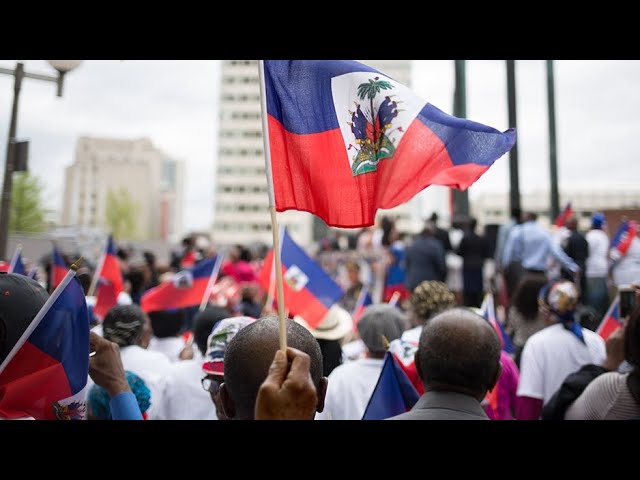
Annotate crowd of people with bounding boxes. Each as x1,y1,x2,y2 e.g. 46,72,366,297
1,206,639,421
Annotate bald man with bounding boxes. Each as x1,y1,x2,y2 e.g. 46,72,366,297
390,308,502,420
219,316,328,420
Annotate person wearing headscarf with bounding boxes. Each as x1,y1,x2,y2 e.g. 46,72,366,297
88,371,151,420
516,279,606,419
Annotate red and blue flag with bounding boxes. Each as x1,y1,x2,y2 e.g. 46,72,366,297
0,276,90,420
141,257,218,313
481,293,514,354
611,220,637,257
362,351,420,420
596,297,622,341
264,60,516,228
352,284,373,329
554,202,574,227
8,248,26,276
258,229,343,329
52,246,67,289
94,235,124,320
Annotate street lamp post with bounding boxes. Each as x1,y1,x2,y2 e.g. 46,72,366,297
0,60,82,260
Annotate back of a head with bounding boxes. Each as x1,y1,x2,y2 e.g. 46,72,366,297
469,217,477,232
417,308,501,396
357,304,406,356
148,309,184,338
193,305,231,356
103,304,146,347
411,281,457,323
223,316,323,419
525,212,538,222
566,216,578,230
512,275,548,319
0,273,49,365
591,212,605,230
625,304,640,403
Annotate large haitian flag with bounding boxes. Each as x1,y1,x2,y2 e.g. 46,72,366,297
264,60,516,228
258,229,343,329
140,256,217,313
0,276,90,420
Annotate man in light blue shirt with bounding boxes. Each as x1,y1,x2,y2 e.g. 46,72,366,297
502,212,579,280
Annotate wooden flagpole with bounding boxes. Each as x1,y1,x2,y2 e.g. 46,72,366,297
258,60,287,352
87,235,108,297
199,252,225,312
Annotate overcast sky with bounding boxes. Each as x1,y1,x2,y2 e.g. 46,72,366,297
0,60,639,232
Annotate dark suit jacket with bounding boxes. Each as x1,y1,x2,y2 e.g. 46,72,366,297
388,390,489,420
405,235,447,290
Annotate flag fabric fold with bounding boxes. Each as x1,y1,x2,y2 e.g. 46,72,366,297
554,202,574,227
362,351,420,420
351,285,373,330
94,235,124,320
52,246,67,289
264,60,516,228
8,249,27,276
596,297,622,341
480,293,515,354
611,220,637,258
140,257,217,313
0,276,90,420
258,229,343,329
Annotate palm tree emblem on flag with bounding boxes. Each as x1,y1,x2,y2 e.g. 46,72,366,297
172,270,194,289
347,77,402,176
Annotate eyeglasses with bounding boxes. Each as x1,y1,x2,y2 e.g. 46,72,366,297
201,376,221,393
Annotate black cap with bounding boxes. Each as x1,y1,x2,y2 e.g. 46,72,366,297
0,273,49,364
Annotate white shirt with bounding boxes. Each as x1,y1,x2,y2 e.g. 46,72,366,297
517,323,606,405
401,326,422,345
586,229,610,278
159,359,217,420
315,358,384,420
119,345,172,419
341,339,366,362
611,236,640,287
148,336,185,363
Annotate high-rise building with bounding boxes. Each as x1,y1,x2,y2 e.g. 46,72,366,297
213,60,434,248
62,137,184,242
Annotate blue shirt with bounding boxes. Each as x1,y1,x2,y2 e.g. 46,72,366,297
110,392,143,420
502,221,578,273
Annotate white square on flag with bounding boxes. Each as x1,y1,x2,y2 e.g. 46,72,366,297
284,265,309,292
331,71,424,176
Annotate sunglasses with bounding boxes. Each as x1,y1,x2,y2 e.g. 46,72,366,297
201,376,222,393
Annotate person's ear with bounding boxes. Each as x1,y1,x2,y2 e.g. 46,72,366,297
414,350,423,381
219,383,235,419
487,362,502,393
315,377,328,414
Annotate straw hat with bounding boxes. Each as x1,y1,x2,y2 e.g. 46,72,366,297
294,305,353,341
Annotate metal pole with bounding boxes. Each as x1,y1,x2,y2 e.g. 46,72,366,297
506,60,520,214
547,60,560,221
0,63,24,260
451,59,469,219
